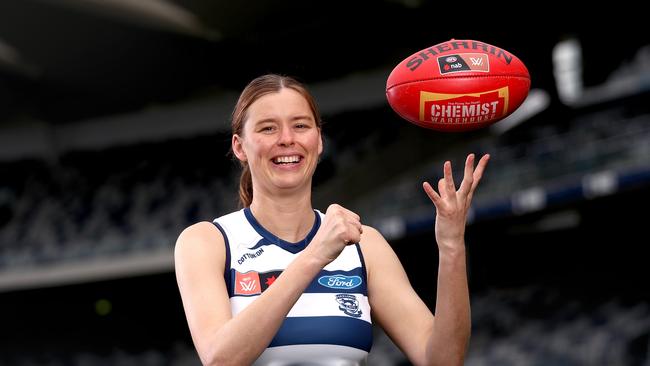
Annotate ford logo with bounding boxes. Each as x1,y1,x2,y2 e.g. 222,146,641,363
318,275,362,289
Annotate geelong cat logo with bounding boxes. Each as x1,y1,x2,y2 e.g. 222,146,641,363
335,294,363,318
318,275,362,290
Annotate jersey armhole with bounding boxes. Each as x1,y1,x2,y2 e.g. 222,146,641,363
212,221,231,295
354,243,369,294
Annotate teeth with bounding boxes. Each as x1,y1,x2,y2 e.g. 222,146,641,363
274,155,300,164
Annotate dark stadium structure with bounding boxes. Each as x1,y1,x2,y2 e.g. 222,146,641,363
0,1,649,365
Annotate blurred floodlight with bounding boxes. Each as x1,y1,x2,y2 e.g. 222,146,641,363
491,88,550,134
378,216,406,241
553,39,650,108
553,37,584,105
512,187,547,214
583,170,618,198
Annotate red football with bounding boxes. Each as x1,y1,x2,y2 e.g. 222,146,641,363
386,39,530,131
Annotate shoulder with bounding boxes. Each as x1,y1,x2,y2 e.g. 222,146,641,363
176,208,244,248
177,221,224,246
358,225,399,259
175,221,226,267
359,225,390,252
358,225,402,271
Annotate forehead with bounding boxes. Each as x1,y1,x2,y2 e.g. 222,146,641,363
246,88,312,122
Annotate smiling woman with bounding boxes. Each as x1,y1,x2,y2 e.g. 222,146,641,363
174,74,489,366
232,85,323,201
229,75,323,208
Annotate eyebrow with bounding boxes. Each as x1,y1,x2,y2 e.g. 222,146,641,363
254,115,314,125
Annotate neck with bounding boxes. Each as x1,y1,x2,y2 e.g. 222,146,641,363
249,188,315,243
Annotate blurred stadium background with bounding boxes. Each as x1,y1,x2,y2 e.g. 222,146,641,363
1,1,649,365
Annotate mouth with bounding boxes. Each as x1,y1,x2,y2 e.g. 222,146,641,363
271,155,303,165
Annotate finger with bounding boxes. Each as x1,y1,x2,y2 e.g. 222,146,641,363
346,227,361,245
423,181,441,205
348,219,363,234
458,153,475,196
339,206,361,222
443,161,456,194
328,204,361,225
470,154,490,192
326,203,341,215
347,213,362,233
466,190,475,210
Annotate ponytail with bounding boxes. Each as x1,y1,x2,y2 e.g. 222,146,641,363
238,163,253,208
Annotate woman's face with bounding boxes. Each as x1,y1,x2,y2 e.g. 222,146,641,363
232,88,323,194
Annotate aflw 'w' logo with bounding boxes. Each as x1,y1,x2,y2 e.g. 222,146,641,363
464,53,489,72
240,279,257,292
470,57,483,66
234,270,262,295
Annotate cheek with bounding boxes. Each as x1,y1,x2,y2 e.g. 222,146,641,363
309,135,322,153
246,138,270,161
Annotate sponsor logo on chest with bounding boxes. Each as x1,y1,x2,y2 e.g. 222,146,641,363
318,275,362,290
236,247,265,265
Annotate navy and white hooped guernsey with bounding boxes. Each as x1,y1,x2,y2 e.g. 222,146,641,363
213,208,372,366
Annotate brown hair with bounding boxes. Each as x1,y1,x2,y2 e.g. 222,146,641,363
231,74,322,208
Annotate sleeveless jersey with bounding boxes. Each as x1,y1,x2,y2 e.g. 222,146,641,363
213,208,372,366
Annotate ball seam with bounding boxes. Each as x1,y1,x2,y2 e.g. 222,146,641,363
386,74,530,91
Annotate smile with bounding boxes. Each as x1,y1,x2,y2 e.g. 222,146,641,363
272,155,302,164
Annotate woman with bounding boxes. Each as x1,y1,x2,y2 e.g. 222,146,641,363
174,74,489,366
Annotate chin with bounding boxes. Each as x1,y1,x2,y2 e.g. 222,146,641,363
274,180,307,190
272,174,313,190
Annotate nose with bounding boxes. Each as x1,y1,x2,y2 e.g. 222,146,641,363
277,125,295,146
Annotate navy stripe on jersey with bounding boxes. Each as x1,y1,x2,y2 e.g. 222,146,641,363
212,221,231,294
269,316,372,352
244,207,321,253
229,268,367,297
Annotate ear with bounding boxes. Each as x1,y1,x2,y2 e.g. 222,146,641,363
232,134,247,162
318,130,323,156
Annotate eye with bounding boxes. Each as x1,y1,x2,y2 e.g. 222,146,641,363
259,125,275,133
295,122,312,129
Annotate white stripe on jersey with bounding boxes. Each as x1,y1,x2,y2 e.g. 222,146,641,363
254,344,368,366
230,243,364,273
231,292,371,323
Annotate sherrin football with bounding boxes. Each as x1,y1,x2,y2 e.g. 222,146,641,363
386,39,530,132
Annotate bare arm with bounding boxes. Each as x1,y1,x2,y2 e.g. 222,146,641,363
175,221,326,365
365,153,489,366
175,204,363,365
421,153,489,365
